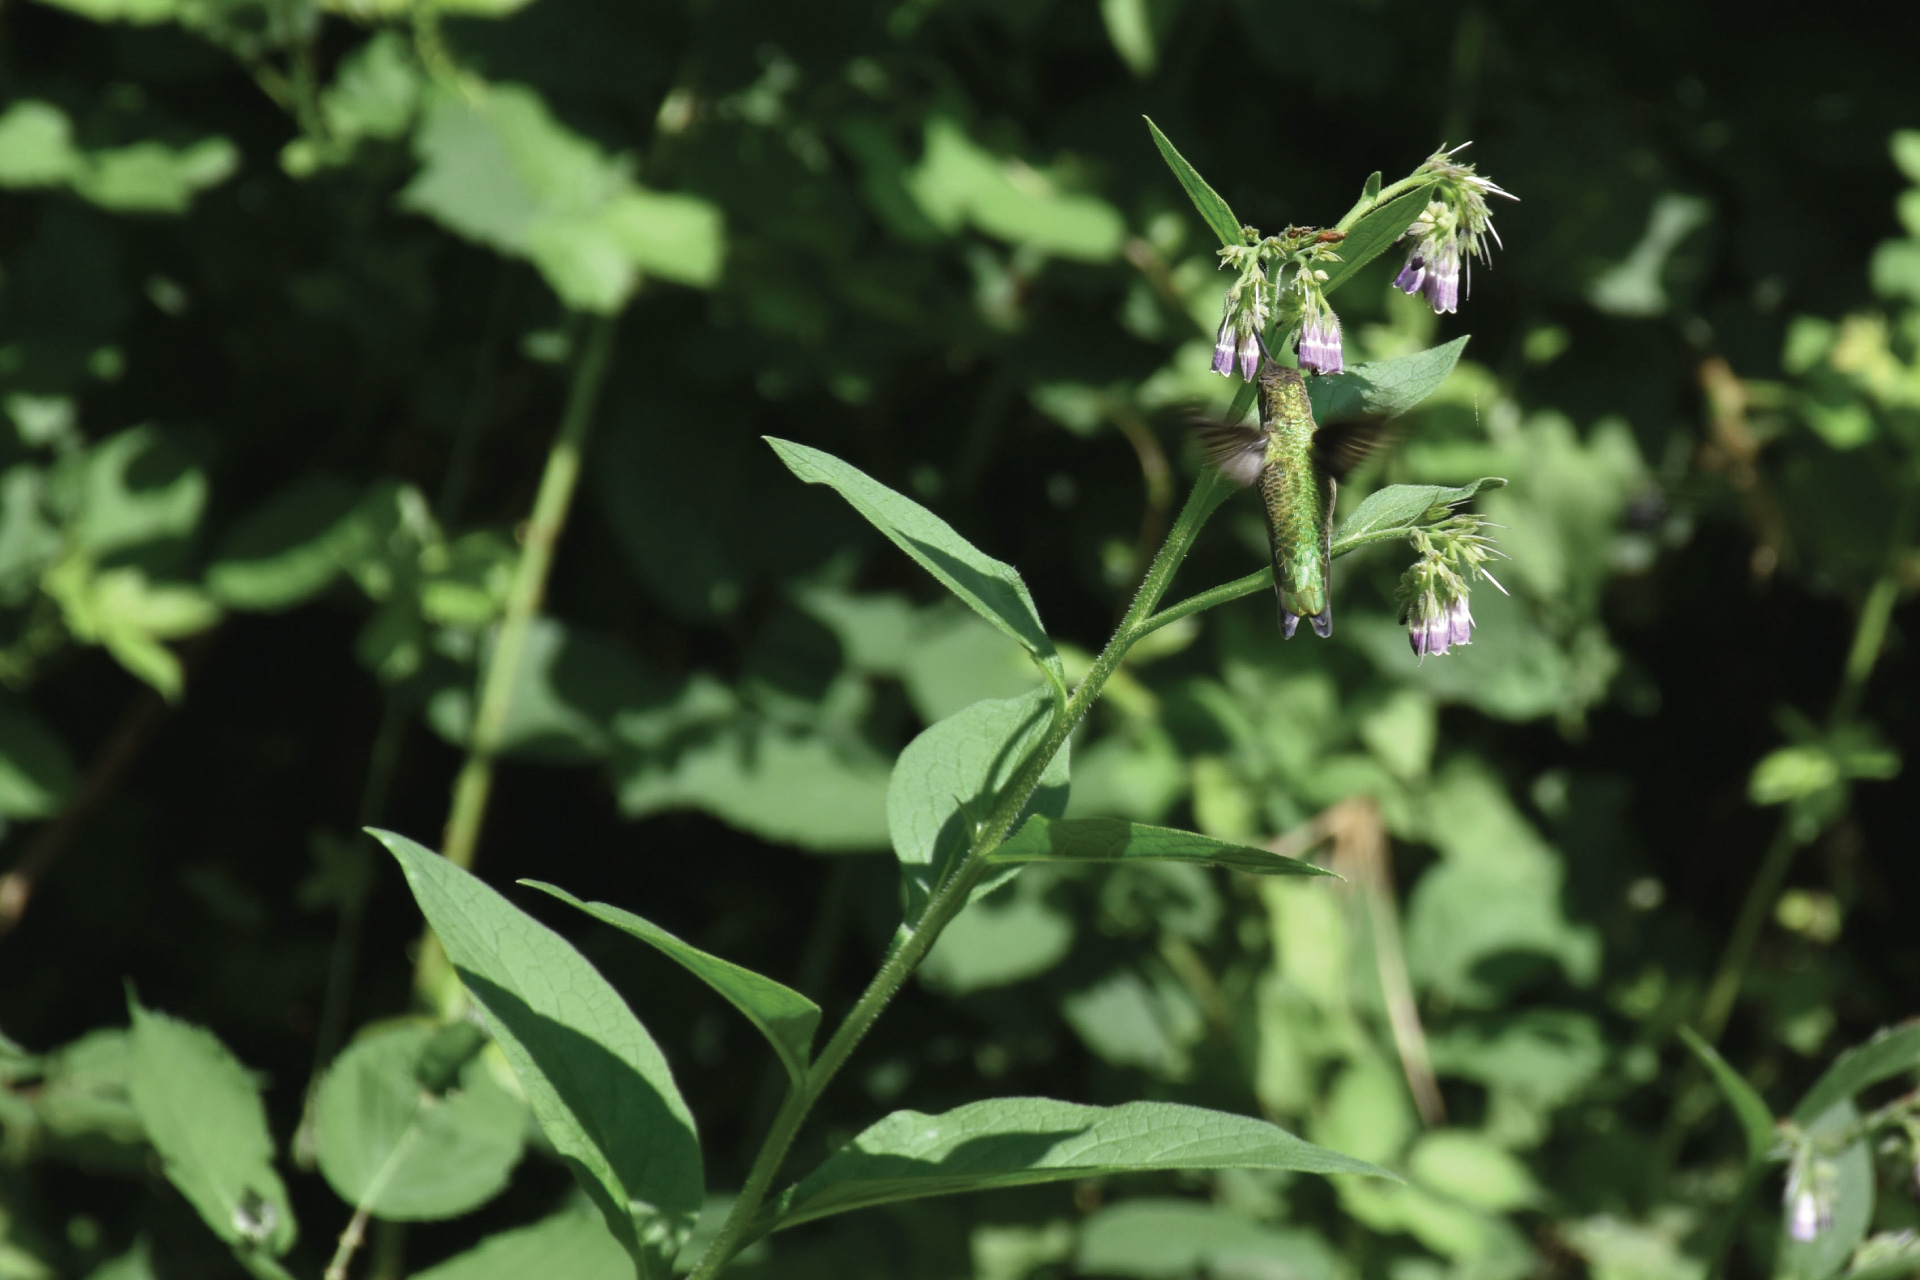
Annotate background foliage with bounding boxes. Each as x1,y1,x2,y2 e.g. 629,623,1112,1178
3,0,1920,1277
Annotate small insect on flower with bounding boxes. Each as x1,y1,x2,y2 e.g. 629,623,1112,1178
1393,142,1516,316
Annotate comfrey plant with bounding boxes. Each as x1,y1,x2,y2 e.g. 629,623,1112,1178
76,127,1516,1280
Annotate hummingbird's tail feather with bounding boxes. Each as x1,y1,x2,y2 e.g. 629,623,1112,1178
1310,608,1332,638
1280,607,1300,639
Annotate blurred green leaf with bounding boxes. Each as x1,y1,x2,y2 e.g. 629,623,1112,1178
0,102,81,187
65,427,207,560
615,715,894,852
375,830,702,1277
1075,1198,1339,1280
73,139,239,214
907,117,1125,262
0,693,78,819
206,476,361,611
888,688,1070,923
1792,1020,1920,1124
1143,117,1240,247
760,1098,1391,1233
1406,1131,1541,1211
1308,337,1470,424
1320,183,1435,296
987,814,1332,877
1676,1026,1776,1165
126,998,296,1257
314,1024,525,1220
402,82,723,311
1331,477,1506,554
766,438,1063,693
409,1204,630,1280
919,867,1074,995
523,882,822,1088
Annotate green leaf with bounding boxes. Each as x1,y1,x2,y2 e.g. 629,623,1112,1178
409,1204,631,1280
1331,478,1507,556
1792,1020,1920,1124
1320,183,1435,297
986,815,1333,877
522,881,822,1089
907,117,1125,262
373,830,702,1278
1143,117,1241,247
72,138,239,215
69,427,208,559
126,998,296,1257
1406,1131,1541,1212
0,101,81,187
760,1097,1391,1234
1308,337,1471,424
0,693,78,819
614,712,894,852
314,1024,525,1221
888,688,1070,923
206,476,362,612
401,83,724,312
1076,1199,1339,1280
1676,1026,1775,1165
764,438,1063,693
1777,1100,1873,1280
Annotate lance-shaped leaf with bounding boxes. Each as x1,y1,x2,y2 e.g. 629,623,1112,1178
1320,182,1436,296
758,1098,1390,1235
987,815,1334,878
1792,1020,1920,1125
1676,1027,1775,1166
127,998,297,1260
1143,117,1241,247
1331,478,1507,557
410,1204,630,1280
373,831,702,1279
889,688,1069,924
522,881,821,1089
1307,337,1470,425
765,438,1064,695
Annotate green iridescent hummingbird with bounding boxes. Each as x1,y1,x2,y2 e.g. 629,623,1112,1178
1196,359,1390,638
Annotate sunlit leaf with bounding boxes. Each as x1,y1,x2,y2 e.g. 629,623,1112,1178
313,1024,525,1221
759,1097,1391,1234
765,438,1063,693
409,1204,630,1280
987,814,1332,877
888,688,1069,923
126,998,296,1257
523,882,822,1088
374,830,702,1278
1331,477,1507,555
1143,117,1241,247
1307,337,1471,424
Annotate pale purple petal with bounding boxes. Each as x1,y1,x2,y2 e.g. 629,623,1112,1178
1237,329,1260,380
1212,320,1236,376
1297,311,1343,376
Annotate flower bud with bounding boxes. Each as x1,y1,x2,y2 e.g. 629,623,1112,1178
1212,317,1237,376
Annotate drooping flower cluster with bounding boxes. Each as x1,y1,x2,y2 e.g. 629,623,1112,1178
1393,142,1517,315
1294,272,1343,375
1212,258,1270,381
1784,1150,1836,1243
1395,511,1507,659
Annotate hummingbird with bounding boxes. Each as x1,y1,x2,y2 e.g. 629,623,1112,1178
1195,359,1389,638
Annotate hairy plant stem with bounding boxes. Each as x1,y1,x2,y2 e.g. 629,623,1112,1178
413,314,618,1007
687,473,1232,1279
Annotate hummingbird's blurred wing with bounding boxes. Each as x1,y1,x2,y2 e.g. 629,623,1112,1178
1192,420,1268,488
1312,416,1395,481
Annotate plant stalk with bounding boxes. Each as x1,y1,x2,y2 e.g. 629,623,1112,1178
687,472,1232,1279
413,314,618,1005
